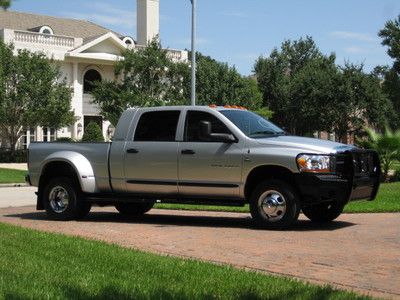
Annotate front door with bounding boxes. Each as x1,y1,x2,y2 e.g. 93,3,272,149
178,110,243,198
124,110,181,196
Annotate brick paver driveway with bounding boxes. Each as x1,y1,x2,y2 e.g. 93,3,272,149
0,206,399,299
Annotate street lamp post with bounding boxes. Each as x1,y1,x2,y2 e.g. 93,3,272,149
190,0,196,106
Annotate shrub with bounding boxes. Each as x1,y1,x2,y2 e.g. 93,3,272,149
391,168,400,182
81,122,104,142
0,149,27,163
357,127,400,182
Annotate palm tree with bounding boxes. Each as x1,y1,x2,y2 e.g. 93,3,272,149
358,127,400,181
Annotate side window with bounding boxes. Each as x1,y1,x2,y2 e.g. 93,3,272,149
134,111,180,142
185,111,230,142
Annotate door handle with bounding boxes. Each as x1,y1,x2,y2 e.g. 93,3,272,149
181,149,195,155
127,148,139,154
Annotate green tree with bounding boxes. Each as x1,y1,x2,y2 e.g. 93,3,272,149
0,41,75,158
357,127,400,181
254,37,391,139
91,39,187,125
379,15,400,73
330,63,392,142
378,15,400,128
0,0,10,10
81,122,104,142
190,53,263,110
254,36,338,135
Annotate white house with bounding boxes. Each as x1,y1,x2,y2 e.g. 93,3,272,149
0,0,188,148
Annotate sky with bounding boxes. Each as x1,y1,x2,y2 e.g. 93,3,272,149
10,0,400,75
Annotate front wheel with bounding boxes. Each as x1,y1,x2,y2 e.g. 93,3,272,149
249,180,300,229
115,201,155,216
302,202,344,223
43,177,91,220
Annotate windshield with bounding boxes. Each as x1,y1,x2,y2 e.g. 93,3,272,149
220,110,285,138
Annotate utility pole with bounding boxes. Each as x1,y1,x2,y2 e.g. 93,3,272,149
190,0,196,106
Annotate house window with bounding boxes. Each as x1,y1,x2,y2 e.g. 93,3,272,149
20,128,36,149
43,127,56,142
83,69,102,93
39,25,54,35
122,36,135,46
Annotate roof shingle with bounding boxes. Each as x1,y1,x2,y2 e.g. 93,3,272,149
0,10,123,39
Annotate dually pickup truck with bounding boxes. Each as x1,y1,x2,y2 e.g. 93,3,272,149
26,106,381,228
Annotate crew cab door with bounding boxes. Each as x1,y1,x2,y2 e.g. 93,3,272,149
178,110,243,198
123,110,181,195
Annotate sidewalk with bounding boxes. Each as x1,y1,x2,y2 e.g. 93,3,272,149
0,163,28,171
0,186,36,208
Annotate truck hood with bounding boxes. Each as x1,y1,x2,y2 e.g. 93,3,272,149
255,135,356,154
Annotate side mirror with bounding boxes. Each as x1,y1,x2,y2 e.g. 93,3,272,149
199,121,212,138
199,121,236,143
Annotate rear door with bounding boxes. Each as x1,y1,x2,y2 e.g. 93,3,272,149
123,110,181,196
178,110,243,198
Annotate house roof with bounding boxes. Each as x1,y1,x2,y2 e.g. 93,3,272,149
0,10,124,39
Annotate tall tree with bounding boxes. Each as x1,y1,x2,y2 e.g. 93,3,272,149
378,15,400,128
331,64,392,142
254,36,337,135
254,37,391,139
189,53,263,110
379,15,400,73
91,39,187,125
0,0,10,10
0,41,75,157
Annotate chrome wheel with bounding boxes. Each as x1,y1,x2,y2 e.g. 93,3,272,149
260,190,287,222
49,186,69,213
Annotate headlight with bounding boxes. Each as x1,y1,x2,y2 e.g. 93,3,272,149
297,154,332,173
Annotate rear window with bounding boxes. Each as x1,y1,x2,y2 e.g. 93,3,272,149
134,111,180,142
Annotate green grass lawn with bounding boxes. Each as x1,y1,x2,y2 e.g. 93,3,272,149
155,182,400,214
0,168,26,184
0,223,369,299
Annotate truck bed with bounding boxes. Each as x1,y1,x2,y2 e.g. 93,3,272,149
28,142,111,192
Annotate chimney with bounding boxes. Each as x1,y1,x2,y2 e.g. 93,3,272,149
137,0,160,46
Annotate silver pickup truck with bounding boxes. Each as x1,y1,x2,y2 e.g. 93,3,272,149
26,106,380,228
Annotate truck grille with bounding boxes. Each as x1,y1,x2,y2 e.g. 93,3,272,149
335,150,379,177
352,152,376,175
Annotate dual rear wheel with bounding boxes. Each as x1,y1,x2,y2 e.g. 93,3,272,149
43,177,155,220
43,177,91,221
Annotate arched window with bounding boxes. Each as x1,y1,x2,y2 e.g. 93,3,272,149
83,69,102,93
122,36,134,46
39,25,54,35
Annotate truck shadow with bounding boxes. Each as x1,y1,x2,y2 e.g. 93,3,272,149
5,210,356,232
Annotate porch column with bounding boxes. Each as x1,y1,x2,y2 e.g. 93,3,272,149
72,62,83,139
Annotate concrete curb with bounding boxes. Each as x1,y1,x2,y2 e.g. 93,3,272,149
0,183,29,188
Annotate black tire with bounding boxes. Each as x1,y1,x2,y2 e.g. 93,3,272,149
115,201,155,216
43,177,91,220
249,179,300,229
302,202,344,223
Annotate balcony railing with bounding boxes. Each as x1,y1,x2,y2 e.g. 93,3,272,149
136,45,188,62
14,30,76,48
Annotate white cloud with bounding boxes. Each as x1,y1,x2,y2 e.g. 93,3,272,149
330,31,377,43
344,45,381,54
63,2,136,29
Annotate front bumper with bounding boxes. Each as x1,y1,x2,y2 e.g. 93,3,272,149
295,150,380,205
